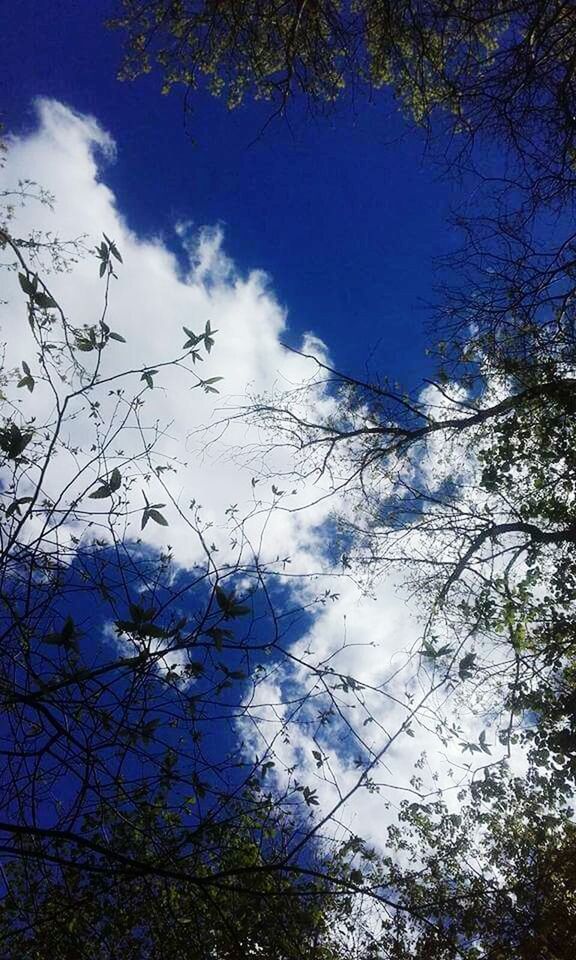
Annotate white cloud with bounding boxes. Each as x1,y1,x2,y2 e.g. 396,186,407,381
1,98,333,571
0,100,506,855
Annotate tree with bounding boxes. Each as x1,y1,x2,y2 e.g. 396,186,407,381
0,183,367,921
0,792,347,960
231,291,576,790
6,8,576,952
113,1,576,206
1,160,472,956
361,767,576,959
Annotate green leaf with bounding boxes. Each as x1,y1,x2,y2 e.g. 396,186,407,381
458,652,477,681
147,508,168,526
17,376,34,392
18,272,37,297
89,483,112,499
109,467,122,493
75,338,95,352
478,730,491,755
203,320,217,353
214,585,250,619
5,496,33,518
45,615,78,650
183,326,201,348
33,291,57,310
302,785,319,806
103,233,123,263
18,363,35,390
141,369,158,389
141,503,168,528
205,626,233,650
109,331,126,343
89,469,121,499
129,603,157,623
0,424,33,460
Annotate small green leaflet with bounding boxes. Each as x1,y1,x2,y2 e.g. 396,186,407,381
141,369,158,390
182,326,202,349
75,327,99,352
103,233,123,263
17,360,35,393
193,376,224,395
460,729,492,756
214,585,251,619
33,291,57,310
18,273,57,310
421,639,454,660
458,652,477,681
89,467,122,499
203,320,217,353
5,496,33,519
96,235,123,278
45,615,78,650
18,272,37,297
0,424,33,460
141,492,169,528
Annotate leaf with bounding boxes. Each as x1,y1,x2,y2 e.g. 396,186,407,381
203,320,217,353
0,424,33,460
109,467,122,493
214,585,250,619
45,615,78,650
18,272,37,297
75,338,95,352
141,369,158,389
89,469,120,499
89,483,112,499
99,259,107,278
193,376,224,394
436,644,454,657
205,626,233,650
103,233,123,263
33,291,57,310
302,785,319,806
312,749,324,768
141,503,168,528
5,496,33,519
17,376,34,393
458,652,477,681
129,603,157,623
182,326,201,348
147,508,168,526
479,730,492,755
109,331,126,343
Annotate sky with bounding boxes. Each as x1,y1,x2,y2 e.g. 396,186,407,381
2,0,464,383
1,5,491,850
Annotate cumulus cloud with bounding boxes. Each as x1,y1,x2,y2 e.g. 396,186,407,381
1,98,333,571
0,100,499,853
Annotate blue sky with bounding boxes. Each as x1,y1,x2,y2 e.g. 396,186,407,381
4,0,464,382
1,5,494,850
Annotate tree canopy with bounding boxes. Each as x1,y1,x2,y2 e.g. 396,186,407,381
2,2,576,956
114,1,576,204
